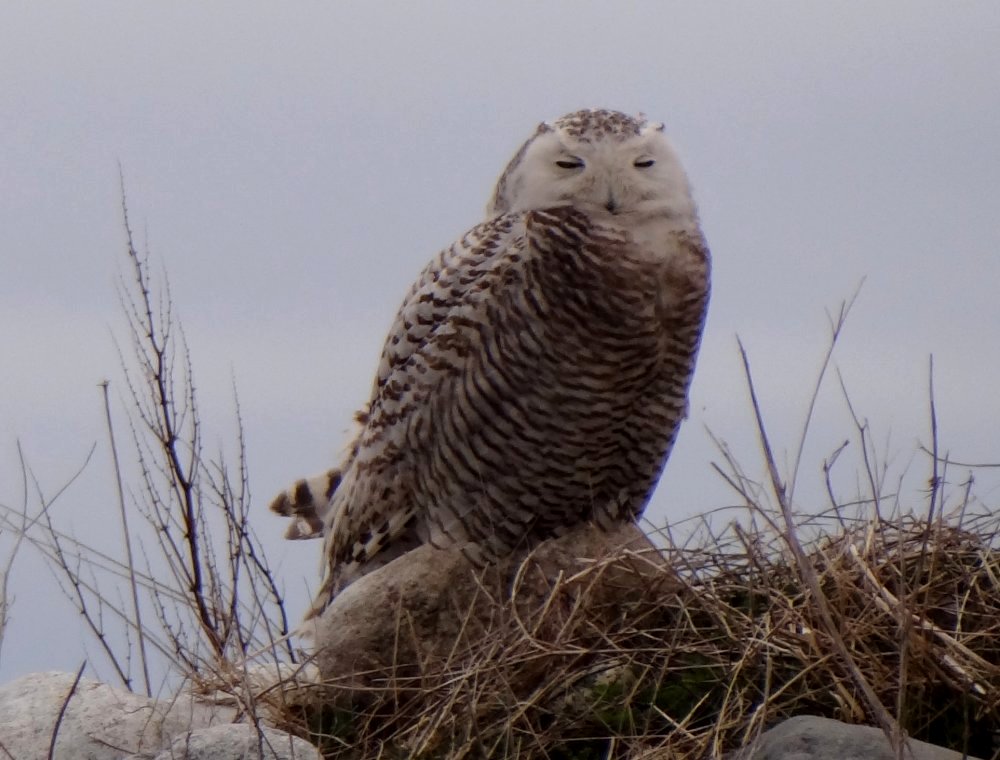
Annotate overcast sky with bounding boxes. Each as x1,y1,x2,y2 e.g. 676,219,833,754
2,2,999,685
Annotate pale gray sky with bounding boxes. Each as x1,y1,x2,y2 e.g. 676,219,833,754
2,2,999,684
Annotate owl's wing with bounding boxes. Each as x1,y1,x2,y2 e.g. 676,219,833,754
369,219,521,410
268,218,516,546
309,213,529,603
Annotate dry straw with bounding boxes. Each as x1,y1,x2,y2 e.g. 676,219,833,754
265,504,999,759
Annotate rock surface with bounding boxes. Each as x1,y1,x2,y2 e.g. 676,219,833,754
0,670,319,760
0,671,235,759
151,724,321,760
313,521,665,695
737,715,984,760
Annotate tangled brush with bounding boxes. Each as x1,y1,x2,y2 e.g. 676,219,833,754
260,505,999,759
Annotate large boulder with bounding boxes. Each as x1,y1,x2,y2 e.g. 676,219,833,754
312,522,666,697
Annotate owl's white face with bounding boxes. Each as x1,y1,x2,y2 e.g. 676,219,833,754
488,110,697,222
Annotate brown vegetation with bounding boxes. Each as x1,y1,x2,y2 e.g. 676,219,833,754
261,505,999,759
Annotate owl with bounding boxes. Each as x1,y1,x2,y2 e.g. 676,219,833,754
271,108,711,622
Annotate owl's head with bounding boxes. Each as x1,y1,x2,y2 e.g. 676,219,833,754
488,109,697,221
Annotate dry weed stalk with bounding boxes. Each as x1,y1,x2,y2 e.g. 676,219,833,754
108,193,296,684
0,194,295,702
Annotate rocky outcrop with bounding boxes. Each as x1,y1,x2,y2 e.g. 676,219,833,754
736,715,985,760
0,670,319,760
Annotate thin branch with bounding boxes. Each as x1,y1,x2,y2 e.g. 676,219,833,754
0,442,34,658
48,661,87,760
926,356,940,527
100,380,151,697
786,281,863,508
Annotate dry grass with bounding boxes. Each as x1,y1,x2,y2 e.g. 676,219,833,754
262,505,999,759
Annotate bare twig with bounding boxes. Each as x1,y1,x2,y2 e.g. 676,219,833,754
48,661,87,760
100,379,151,696
0,442,33,657
785,281,863,508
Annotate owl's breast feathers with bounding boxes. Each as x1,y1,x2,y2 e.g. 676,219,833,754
520,206,710,332
411,206,709,539
318,205,709,603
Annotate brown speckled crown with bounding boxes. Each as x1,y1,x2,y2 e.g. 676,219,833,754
550,109,646,141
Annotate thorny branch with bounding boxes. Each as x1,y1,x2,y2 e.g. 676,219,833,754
1,187,294,694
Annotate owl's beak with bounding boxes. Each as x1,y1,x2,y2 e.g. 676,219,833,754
604,194,620,214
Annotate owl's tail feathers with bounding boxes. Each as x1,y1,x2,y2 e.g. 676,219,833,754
268,468,342,540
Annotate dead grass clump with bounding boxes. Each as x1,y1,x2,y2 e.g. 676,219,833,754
267,507,1000,759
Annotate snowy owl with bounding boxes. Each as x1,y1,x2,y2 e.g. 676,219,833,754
270,108,711,621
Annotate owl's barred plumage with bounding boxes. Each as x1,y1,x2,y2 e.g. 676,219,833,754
270,109,711,622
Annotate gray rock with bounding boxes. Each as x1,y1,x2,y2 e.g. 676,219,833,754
739,715,983,760
0,670,236,759
312,521,663,697
151,724,321,760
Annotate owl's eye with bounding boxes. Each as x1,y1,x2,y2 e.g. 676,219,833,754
634,158,655,168
555,158,584,170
